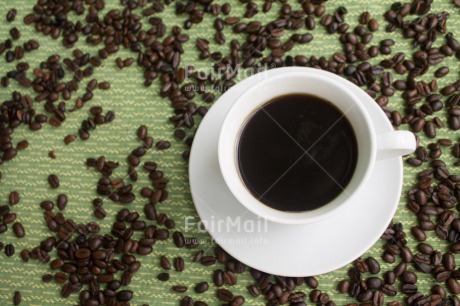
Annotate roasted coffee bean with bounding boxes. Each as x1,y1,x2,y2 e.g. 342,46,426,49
417,243,434,255
195,282,209,293
20,250,29,262
248,285,260,297
48,174,60,189
366,277,382,289
157,273,170,282
305,276,318,288
216,288,234,302
6,9,17,22
394,262,407,277
42,274,53,283
368,19,379,32
16,140,28,150
12,222,25,238
411,226,426,241
172,285,188,293
446,278,460,294
338,280,350,293
9,191,20,205
173,232,185,248
366,257,380,274
13,291,21,305
56,194,67,210
224,271,237,286
382,252,395,263
443,253,455,271
174,257,185,272
201,256,216,266
402,271,417,284
64,135,76,145
381,284,397,296
435,67,449,77
424,121,436,138
357,289,373,302
180,296,193,306
160,255,171,270
5,243,14,257
137,125,148,140
156,141,171,150
116,290,133,301
449,242,460,254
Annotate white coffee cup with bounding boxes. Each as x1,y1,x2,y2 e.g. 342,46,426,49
218,68,416,224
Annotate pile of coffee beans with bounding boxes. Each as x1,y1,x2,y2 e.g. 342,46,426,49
2,0,460,304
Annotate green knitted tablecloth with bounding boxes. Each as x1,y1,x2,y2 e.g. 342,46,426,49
0,0,459,305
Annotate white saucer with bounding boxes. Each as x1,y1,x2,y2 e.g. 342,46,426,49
189,67,402,277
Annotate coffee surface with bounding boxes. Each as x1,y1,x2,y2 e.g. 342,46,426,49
237,94,358,212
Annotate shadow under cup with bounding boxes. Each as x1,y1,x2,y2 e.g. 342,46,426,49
219,72,375,224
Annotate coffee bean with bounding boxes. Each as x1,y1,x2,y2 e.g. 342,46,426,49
338,280,350,293
116,290,133,301
3,149,17,161
201,256,216,266
424,121,436,138
441,85,456,96
137,125,148,140
180,296,193,306
156,141,171,150
160,255,171,270
232,296,245,306
9,191,20,205
174,257,185,272
64,134,76,145
357,289,373,302
13,291,21,305
210,269,224,287
382,252,395,263
450,242,460,253
173,285,188,293
248,285,260,297
5,243,14,257
12,222,25,238
366,277,382,289
93,206,106,219
381,284,397,296
10,28,20,40
366,257,380,274
42,274,53,283
446,278,460,294
157,273,170,281
216,288,234,302
368,19,379,32
401,271,417,284
417,243,433,255
56,194,67,210
411,226,426,241
195,282,209,293
443,253,455,271
435,67,449,77
48,174,60,189
6,9,17,22
223,271,237,286
305,276,318,288
16,140,28,150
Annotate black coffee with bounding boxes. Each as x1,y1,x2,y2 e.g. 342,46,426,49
237,94,358,212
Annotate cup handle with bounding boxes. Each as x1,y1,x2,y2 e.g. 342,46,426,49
376,130,416,160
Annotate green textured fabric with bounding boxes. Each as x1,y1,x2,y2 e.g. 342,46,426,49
0,0,459,305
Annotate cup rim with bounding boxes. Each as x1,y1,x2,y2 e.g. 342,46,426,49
218,69,376,224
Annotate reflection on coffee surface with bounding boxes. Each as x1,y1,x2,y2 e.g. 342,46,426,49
237,94,358,212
